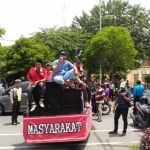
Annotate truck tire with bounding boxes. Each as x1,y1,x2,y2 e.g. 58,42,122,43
0,104,4,116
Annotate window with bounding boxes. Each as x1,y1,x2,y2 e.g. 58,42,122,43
141,74,147,82
3,87,13,95
134,74,138,85
20,82,29,92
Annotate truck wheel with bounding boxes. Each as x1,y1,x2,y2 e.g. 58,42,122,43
0,104,4,116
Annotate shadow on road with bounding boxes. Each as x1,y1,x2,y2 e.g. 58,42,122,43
128,123,143,133
3,122,12,126
2,112,23,116
12,139,88,150
92,124,114,150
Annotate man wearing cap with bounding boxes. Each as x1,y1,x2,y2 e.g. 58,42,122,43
10,79,22,125
27,59,47,112
109,82,131,136
45,63,53,81
52,51,79,86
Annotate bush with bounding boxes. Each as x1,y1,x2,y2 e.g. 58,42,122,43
139,128,150,150
144,75,150,84
130,145,139,150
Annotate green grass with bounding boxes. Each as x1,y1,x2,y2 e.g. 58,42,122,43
130,145,139,150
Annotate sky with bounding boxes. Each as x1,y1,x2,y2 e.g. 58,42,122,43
0,0,149,46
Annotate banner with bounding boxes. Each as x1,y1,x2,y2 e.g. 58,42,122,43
23,108,92,144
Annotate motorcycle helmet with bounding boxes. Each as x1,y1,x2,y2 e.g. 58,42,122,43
139,96,148,105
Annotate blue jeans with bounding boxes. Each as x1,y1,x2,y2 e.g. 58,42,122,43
53,69,76,85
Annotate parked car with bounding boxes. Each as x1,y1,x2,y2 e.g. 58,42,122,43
0,81,29,115
0,84,5,93
145,89,150,103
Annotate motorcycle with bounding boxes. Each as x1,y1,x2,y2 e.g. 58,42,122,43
102,98,112,115
92,95,112,115
130,96,150,128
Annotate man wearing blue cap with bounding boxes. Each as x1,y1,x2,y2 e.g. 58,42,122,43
52,51,78,86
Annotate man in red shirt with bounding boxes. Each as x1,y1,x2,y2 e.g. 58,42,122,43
45,63,53,81
27,59,47,112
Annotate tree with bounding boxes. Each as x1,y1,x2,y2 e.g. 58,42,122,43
144,75,150,84
33,27,91,61
114,71,127,80
3,37,54,79
72,0,150,59
84,26,138,80
0,46,10,78
0,28,5,38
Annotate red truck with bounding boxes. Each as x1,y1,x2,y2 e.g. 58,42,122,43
23,82,92,144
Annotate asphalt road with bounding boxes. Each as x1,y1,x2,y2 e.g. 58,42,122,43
0,106,143,150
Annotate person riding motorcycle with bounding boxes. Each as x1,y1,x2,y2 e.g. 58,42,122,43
133,80,144,114
104,83,109,101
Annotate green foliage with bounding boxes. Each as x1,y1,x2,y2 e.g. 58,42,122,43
72,0,150,59
130,145,139,150
0,28,6,46
33,27,91,61
0,46,10,77
2,37,55,78
144,75,150,84
0,28,91,79
0,28,5,38
114,71,127,80
84,26,138,78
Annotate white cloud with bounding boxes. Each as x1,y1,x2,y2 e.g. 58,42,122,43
0,0,149,46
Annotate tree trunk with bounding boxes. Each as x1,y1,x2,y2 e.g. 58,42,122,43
87,72,91,81
111,66,114,81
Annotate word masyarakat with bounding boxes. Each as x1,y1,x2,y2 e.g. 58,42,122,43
28,122,82,135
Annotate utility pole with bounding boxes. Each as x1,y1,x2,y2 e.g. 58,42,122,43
99,0,102,84
62,3,66,26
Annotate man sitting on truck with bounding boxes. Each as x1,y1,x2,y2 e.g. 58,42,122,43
52,51,85,87
27,59,47,112
73,58,91,108
45,63,53,81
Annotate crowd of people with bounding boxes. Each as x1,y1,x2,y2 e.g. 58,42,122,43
7,50,139,137
89,79,132,101
7,50,147,139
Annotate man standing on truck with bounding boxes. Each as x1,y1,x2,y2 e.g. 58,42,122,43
10,79,22,125
52,51,79,87
27,59,47,112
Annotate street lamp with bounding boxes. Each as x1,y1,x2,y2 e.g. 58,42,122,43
99,0,102,30
99,0,102,84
